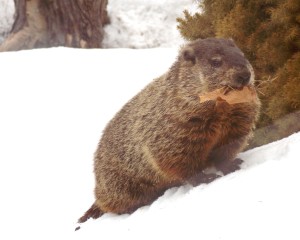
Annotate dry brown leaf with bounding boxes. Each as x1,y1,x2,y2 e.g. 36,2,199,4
199,86,258,105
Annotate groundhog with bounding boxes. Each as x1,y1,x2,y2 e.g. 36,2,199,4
78,38,260,223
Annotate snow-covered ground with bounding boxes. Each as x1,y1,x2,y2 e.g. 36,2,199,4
0,47,299,240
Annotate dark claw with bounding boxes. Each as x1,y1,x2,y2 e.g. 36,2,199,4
233,158,243,166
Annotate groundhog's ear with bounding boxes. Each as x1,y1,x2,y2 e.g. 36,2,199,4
227,38,236,47
182,47,196,65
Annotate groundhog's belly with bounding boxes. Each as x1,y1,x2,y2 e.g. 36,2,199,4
147,101,258,182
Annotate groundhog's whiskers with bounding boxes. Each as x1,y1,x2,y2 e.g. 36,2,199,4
224,85,235,95
255,76,278,96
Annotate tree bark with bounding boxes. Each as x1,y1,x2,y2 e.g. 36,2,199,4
0,0,109,51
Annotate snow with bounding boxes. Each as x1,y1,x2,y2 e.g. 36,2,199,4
0,47,300,240
0,0,14,43
102,0,199,48
0,0,299,239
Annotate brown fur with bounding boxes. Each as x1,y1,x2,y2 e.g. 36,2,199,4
78,38,260,223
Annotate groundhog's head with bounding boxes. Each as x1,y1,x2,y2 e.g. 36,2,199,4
179,38,254,92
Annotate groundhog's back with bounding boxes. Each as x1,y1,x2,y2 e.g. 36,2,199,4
93,74,184,213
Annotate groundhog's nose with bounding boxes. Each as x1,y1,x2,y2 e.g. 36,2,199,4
234,70,251,87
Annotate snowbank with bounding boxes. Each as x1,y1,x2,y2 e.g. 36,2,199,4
0,47,299,240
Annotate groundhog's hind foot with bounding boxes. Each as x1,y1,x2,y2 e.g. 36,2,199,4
189,172,221,186
78,203,104,224
216,158,244,175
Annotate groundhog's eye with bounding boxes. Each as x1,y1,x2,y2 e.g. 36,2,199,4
209,58,223,68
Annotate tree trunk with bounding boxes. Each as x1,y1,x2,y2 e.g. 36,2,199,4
0,0,109,51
